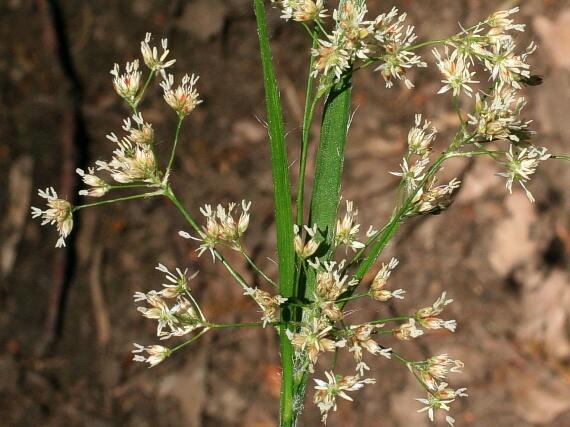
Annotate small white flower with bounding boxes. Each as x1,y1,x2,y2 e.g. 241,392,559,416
433,47,479,97
76,167,109,198
294,224,320,259
140,32,176,71
132,343,170,367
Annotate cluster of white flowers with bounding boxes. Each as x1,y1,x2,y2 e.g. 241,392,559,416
32,32,206,247
306,2,426,87
134,263,204,341
160,73,202,117
179,200,252,259
244,287,287,326
313,371,376,423
294,224,320,259
140,32,176,71
96,117,159,185
110,60,142,104
498,146,551,202
272,1,425,86
274,201,466,424
131,263,206,367
272,0,327,22
31,188,74,248
334,200,365,251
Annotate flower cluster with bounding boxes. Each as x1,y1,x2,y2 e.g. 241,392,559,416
244,287,287,326
370,257,404,301
313,371,376,423
498,146,551,202
294,224,320,259
179,200,252,259
334,200,365,251
134,263,204,341
271,0,327,23
160,73,202,117
140,32,176,71
131,264,206,367
31,188,74,248
96,120,159,185
110,60,142,104
307,2,426,88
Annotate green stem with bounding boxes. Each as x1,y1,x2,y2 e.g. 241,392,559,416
134,70,156,109
166,116,184,177
73,192,159,211
164,186,253,293
239,247,278,288
170,328,210,353
207,321,266,329
297,29,319,226
254,1,296,425
552,154,570,161
367,316,413,325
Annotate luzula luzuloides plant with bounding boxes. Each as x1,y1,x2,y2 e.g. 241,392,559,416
32,1,570,425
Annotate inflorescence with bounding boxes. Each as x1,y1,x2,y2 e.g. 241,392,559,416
30,4,559,426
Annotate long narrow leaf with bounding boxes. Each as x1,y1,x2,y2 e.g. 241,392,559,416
253,1,296,426
254,0,295,298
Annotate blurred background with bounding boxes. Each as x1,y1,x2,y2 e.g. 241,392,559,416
2,0,570,426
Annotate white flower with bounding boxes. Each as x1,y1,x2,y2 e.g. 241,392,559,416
191,200,252,259
415,383,468,425
31,187,73,248
433,47,479,97
498,146,550,202
407,114,437,156
244,287,286,327
287,320,343,371
132,343,170,367
76,167,109,198
110,60,142,103
140,32,176,71
294,224,320,259
416,292,457,332
335,200,365,252
155,263,198,299
160,73,202,117
484,40,536,89
275,0,327,22
467,87,533,143
312,33,351,79
371,258,403,301
122,112,154,145
394,318,424,340
390,157,430,194
96,135,158,184
486,8,525,43
313,371,375,423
